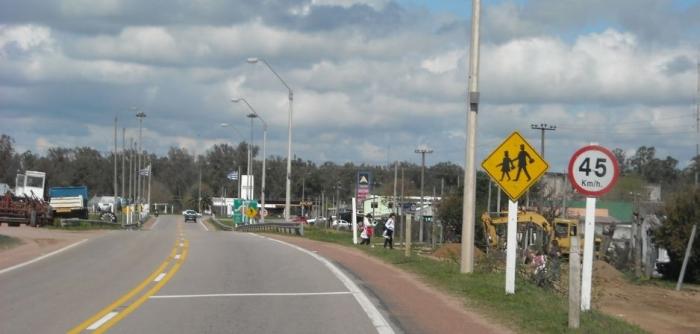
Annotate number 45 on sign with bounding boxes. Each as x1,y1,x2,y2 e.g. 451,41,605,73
568,146,619,197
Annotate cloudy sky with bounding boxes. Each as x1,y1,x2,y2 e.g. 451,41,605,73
1,0,699,172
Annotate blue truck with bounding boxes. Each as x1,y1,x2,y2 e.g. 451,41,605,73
49,186,89,219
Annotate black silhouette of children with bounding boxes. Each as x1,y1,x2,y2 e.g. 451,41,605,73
496,151,515,181
514,144,535,181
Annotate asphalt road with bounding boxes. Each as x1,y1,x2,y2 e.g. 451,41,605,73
0,216,393,333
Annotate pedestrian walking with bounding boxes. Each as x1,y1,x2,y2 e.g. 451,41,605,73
383,213,395,249
360,213,373,245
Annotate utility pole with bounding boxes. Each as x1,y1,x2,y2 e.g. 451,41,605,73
695,55,699,186
121,128,126,205
113,116,118,214
530,124,556,159
393,161,398,216
415,145,433,243
461,0,482,274
531,123,556,211
129,138,134,203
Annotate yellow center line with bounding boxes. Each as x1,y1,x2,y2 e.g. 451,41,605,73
93,240,190,334
67,239,185,334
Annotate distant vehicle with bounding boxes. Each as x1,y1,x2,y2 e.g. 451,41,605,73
332,219,351,230
183,210,198,223
306,217,327,225
292,216,308,224
49,186,88,219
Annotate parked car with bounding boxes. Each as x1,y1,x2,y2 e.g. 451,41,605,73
183,209,198,223
332,219,352,230
292,216,308,224
307,217,327,226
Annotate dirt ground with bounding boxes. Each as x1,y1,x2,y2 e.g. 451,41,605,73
0,224,104,270
593,260,700,334
432,243,700,334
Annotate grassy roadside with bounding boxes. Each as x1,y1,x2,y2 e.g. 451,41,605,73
285,227,646,334
0,234,23,250
206,217,235,231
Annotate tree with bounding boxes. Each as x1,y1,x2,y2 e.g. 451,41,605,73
612,148,627,175
654,186,700,282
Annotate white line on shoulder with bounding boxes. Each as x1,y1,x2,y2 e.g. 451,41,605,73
260,235,395,334
0,239,88,275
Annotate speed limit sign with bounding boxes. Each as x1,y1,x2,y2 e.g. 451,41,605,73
567,145,620,197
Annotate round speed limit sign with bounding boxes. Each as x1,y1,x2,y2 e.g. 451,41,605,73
567,145,620,197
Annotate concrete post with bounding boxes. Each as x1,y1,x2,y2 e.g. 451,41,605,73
569,233,581,329
405,215,412,257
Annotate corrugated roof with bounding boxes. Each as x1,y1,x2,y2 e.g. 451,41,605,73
567,200,634,222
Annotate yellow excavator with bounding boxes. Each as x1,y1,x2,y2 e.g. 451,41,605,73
481,211,584,255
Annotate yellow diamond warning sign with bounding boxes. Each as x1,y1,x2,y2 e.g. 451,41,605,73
481,131,548,202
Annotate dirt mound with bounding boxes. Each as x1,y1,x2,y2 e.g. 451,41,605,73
593,260,626,287
432,243,484,261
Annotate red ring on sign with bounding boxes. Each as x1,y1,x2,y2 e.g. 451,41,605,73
567,145,620,197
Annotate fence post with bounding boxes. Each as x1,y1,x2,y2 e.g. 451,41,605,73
405,215,412,257
569,233,581,329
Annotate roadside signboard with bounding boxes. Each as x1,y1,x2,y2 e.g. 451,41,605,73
356,171,371,203
481,131,548,295
481,131,548,201
567,144,619,312
567,145,620,197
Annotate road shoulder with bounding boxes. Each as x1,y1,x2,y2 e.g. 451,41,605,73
0,225,104,271
264,234,512,334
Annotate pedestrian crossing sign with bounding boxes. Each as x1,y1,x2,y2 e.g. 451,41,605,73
481,131,548,202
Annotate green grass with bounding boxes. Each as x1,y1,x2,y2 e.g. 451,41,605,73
0,234,23,250
285,227,646,334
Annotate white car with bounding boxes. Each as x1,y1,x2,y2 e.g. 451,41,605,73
332,219,351,230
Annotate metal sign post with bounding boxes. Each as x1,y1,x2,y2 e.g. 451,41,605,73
505,199,518,294
567,144,620,311
352,197,358,245
482,131,548,294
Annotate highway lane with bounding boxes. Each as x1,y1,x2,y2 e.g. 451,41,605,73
0,216,178,333
0,216,393,333
109,221,386,333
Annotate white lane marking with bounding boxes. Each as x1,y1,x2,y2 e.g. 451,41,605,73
154,273,167,282
150,292,352,299
174,254,181,260
198,219,209,232
0,239,88,275
260,236,395,334
86,311,118,330
151,217,161,229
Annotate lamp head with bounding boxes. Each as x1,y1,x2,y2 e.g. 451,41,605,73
231,98,241,103
246,57,259,64
220,123,229,127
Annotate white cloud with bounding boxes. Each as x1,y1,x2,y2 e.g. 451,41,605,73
421,50,463,74
0,24,54,54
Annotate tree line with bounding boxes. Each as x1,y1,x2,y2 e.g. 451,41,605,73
0,133,464,210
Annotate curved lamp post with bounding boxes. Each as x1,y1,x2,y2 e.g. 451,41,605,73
232,98,268,223
247,57,293,222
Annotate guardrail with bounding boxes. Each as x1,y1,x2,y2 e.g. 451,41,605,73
235,222,303,236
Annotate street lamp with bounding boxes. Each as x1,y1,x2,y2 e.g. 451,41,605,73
232,98,268,223
247,57,293,222
135,111,146,205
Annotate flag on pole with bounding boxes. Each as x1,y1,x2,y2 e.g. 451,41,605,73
227,171,239,180
139,165,151,176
